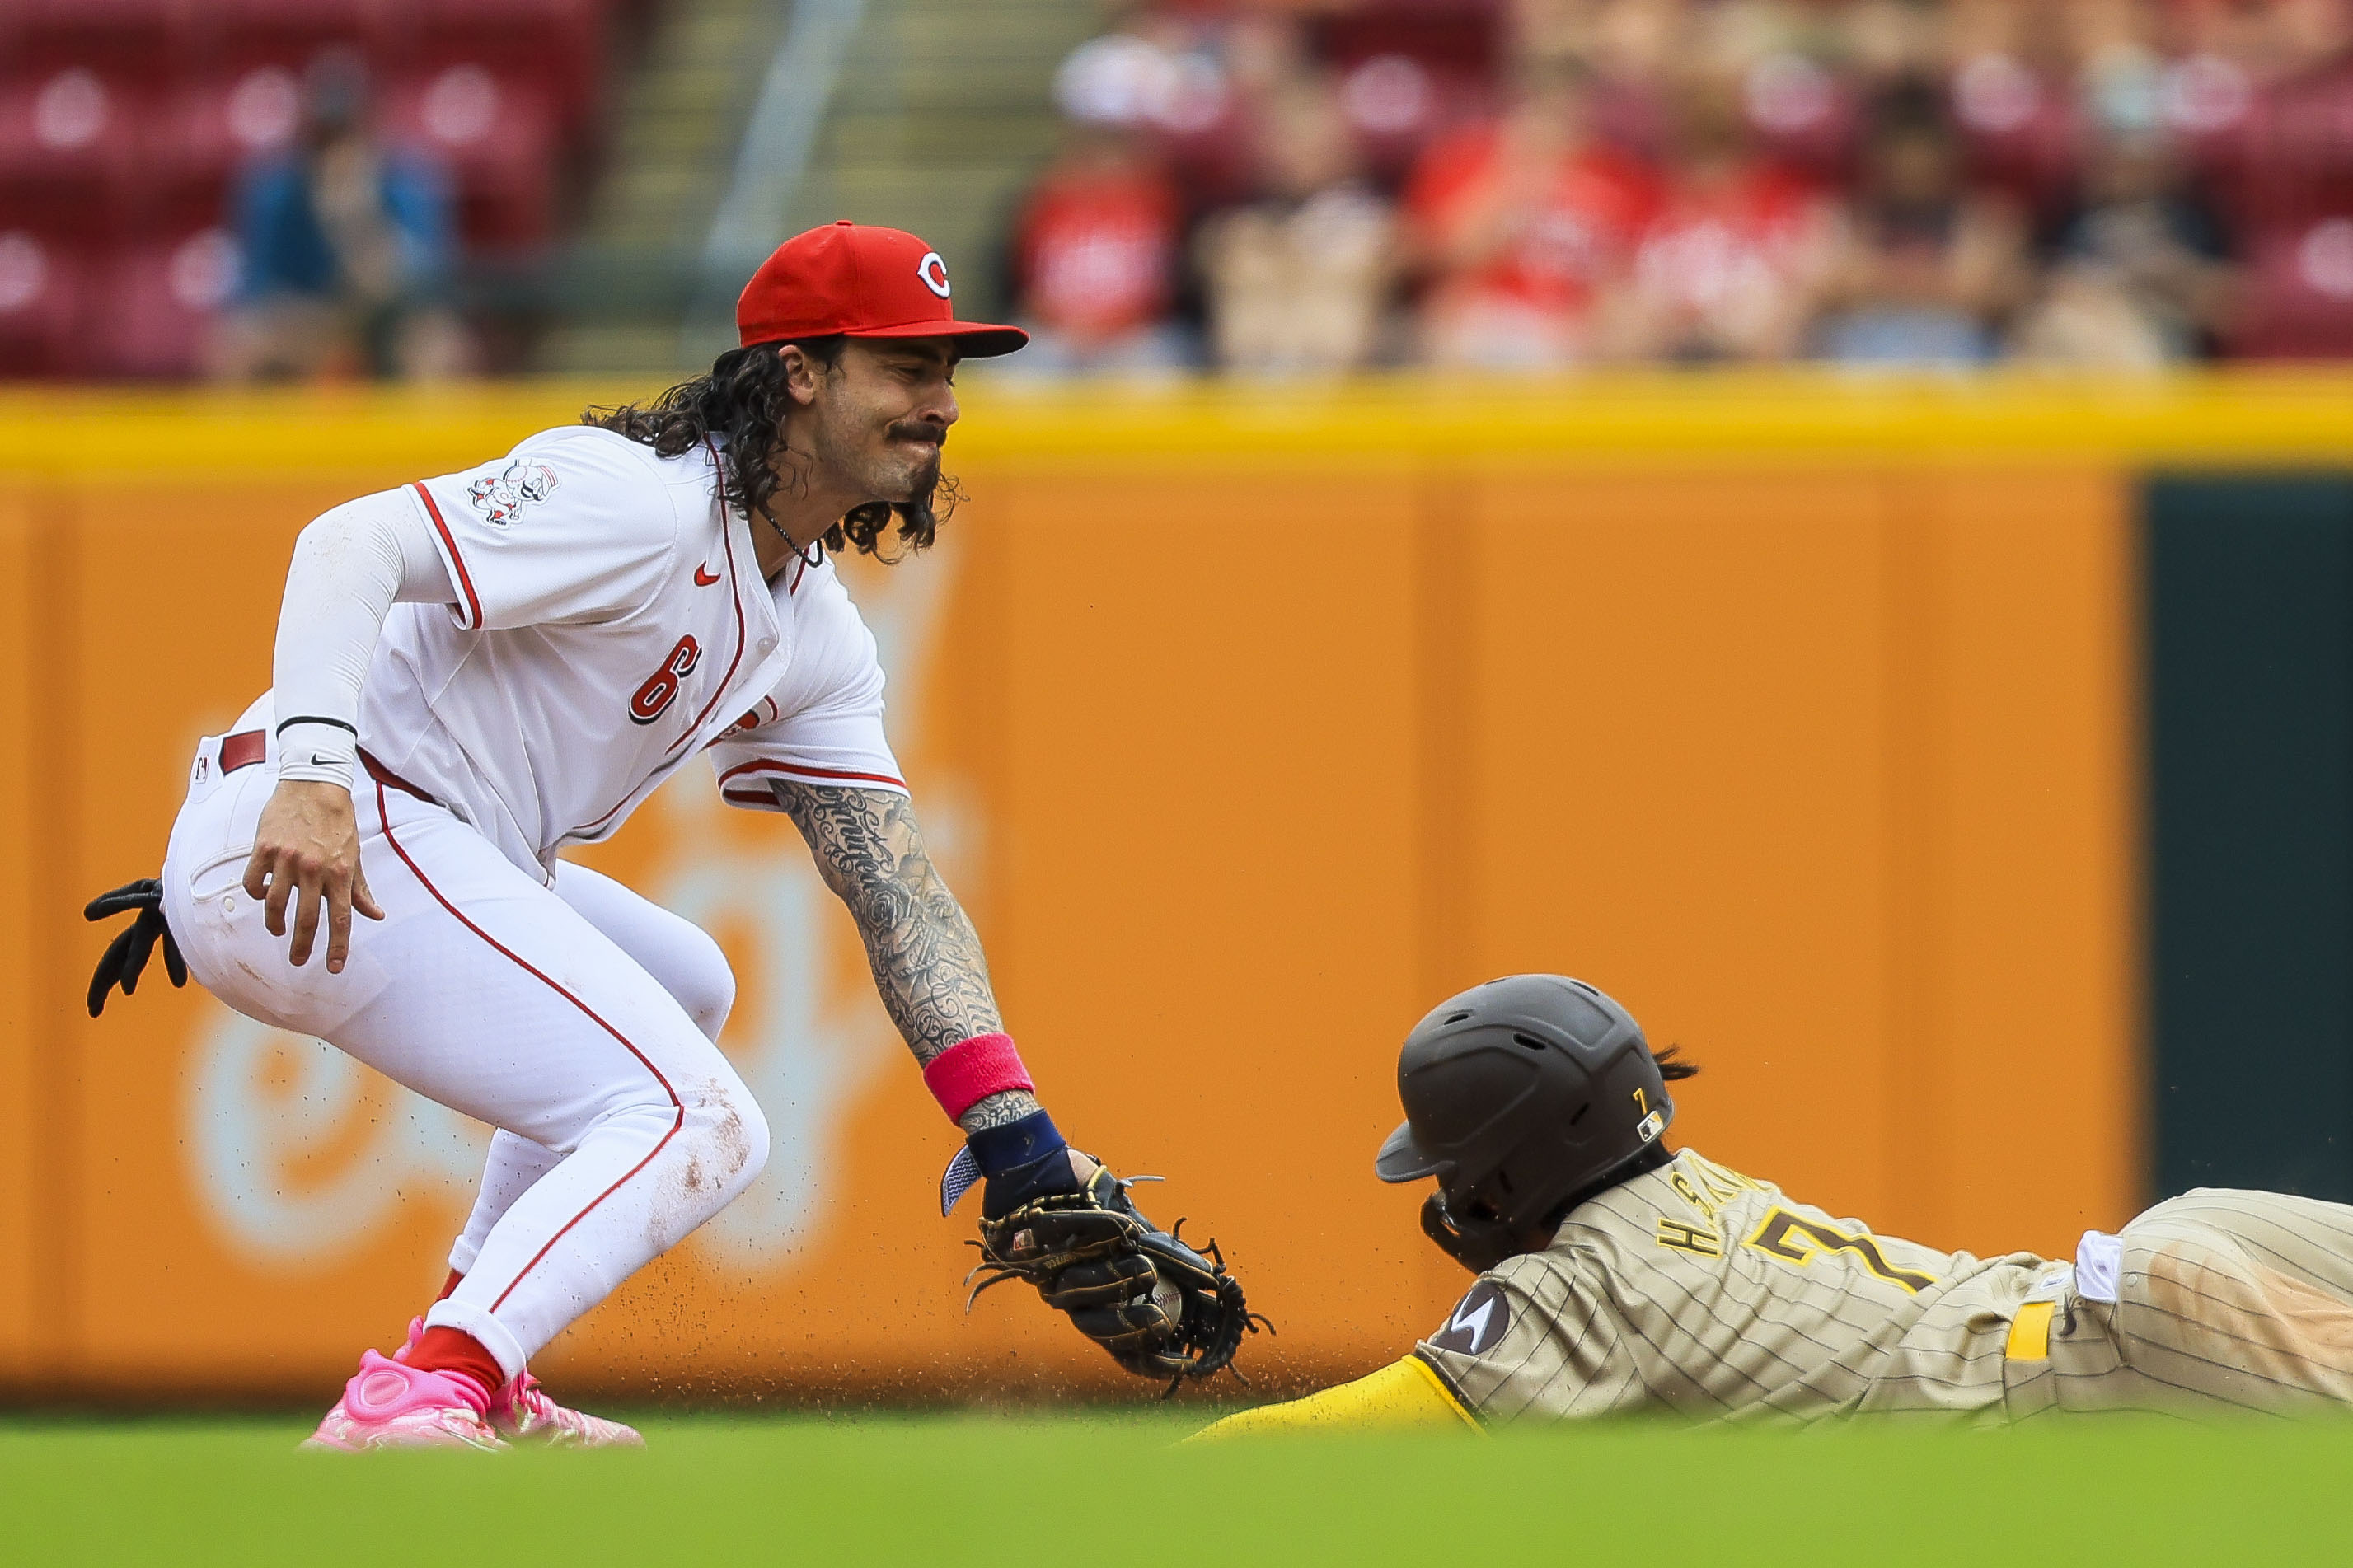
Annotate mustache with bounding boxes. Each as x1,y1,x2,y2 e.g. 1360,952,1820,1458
888,419,946,448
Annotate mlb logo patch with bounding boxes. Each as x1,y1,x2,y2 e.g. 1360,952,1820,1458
467,461,560,527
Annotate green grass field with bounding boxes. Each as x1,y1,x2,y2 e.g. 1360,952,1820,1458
5,1411,2351,1564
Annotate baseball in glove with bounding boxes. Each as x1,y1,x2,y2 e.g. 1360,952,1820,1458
967,1163,1271,1395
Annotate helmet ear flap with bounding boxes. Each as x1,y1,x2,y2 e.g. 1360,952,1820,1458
1419,1191,1520,1275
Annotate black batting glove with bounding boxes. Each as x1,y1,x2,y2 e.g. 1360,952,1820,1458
84,878,187,1018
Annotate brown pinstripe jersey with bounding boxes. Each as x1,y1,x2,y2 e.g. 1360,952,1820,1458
1414,1148,2052,1426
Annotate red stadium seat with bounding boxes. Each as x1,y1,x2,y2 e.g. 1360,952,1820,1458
0,70,138,240
1311,0,1502,76
2162,52,2258,182
8,0,194,89
2229,215,2353,359
1746,51,1862,182
1340,54,1491,182
0,229,86,376
1948,53,2077,215
199,0,400,77
83,227,241,379
382,64,560,253
136,68,304,232
2230,59,2353,231
414,0,607,137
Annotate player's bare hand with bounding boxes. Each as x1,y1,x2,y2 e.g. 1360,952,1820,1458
242,780,384,972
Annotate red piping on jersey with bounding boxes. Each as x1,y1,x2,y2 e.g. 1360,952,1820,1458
571,478,759,840
662,490,751,757
372,779,686,1315
410,482,484,629
718,758,908,793
708,695,782,749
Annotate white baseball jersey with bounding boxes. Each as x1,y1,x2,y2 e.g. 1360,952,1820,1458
350,424,906,878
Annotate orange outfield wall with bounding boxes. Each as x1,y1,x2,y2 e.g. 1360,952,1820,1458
6,371,2323,1405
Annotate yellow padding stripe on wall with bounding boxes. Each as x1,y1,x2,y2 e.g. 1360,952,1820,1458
7,369,2353,478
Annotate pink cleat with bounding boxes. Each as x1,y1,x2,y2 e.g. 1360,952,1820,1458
301,1350,506,1453
490,1372,645,1449
394,1316,643,1448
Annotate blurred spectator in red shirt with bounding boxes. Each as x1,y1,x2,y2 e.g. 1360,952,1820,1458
1006,127,1188,374
211,51,473,381
1194,70,1398,372
1599,70,1841,361
1814,80,2030,363
2013,128,2238,366
1402,60,1660,367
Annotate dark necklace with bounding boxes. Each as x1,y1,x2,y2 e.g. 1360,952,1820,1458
757,502,825,569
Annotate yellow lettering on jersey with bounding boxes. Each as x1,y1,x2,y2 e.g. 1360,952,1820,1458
1669,1170,1720,1223
1633,1086,1649,1115
1742,1208,1938,1294
1685,1154,1760,1203
1656,1218,1723,1257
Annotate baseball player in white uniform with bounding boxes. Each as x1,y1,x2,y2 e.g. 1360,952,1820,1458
87,222,1201,1449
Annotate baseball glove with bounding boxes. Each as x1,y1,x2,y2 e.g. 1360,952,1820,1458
84,878,187,1018
969,1165,1270,1394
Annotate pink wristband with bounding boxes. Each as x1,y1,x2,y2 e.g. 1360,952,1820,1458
923,1032,1033,1122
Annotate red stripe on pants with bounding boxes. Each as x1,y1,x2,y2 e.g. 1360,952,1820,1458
372,781,687,1315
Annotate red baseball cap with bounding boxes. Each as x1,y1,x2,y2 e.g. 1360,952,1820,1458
737,220,1029,358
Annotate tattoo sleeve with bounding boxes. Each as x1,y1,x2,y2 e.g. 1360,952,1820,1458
771,781,1038,1132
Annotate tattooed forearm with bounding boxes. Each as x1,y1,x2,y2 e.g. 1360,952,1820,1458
958,1089,1042,1130
772,781,1039,1133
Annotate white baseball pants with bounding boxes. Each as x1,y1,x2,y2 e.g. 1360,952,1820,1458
162,725,769,1383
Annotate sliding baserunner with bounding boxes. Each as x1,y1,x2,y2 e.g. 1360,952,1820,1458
1198,973,2353,1435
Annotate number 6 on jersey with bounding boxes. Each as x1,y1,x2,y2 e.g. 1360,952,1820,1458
630,634,701,724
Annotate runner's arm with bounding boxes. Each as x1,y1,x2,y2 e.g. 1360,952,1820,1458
1185,1355,1480,1440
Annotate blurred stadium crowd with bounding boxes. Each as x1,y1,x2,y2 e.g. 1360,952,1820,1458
1008,0,2353,372
0,0,640,379
7,0,2353,380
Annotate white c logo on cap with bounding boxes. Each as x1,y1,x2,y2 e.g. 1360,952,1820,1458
916,250,952,298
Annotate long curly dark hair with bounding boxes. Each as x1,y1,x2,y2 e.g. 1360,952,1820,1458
584,339,959,559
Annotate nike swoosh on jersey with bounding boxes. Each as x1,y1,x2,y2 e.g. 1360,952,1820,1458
694,563,721,587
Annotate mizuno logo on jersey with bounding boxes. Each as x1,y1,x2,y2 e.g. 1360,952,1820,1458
466,461,560,527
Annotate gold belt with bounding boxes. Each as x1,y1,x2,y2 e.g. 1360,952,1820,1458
2004,1300,2056,1361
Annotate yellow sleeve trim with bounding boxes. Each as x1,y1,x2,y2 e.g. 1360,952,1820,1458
1184,1355,1481,1442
